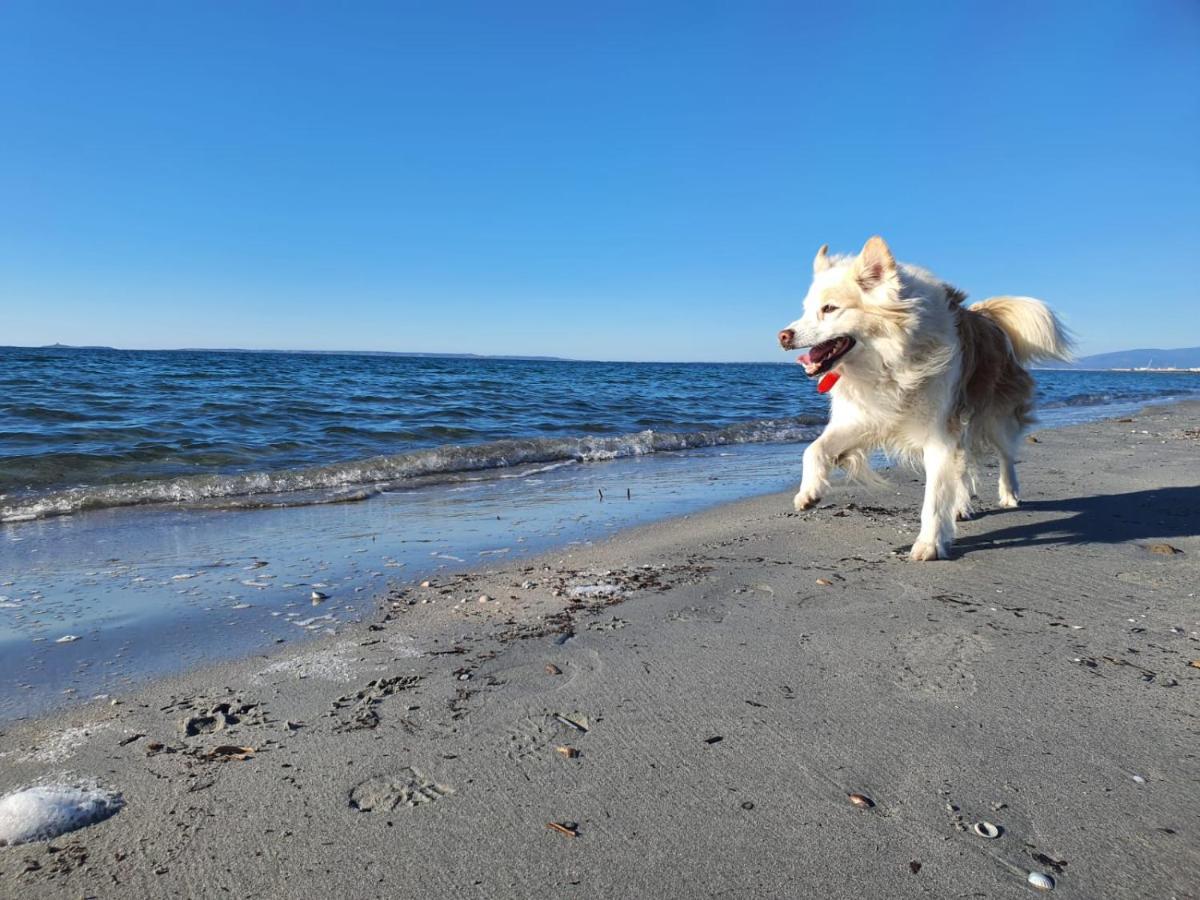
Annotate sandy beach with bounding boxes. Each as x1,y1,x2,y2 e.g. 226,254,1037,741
2,402,1197,899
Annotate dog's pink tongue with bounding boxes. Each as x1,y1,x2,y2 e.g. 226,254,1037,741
797,352,812,365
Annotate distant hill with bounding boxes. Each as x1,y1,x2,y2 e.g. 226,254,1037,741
1041,347,1200,370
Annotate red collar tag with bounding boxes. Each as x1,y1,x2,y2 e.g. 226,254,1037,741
816,371,840,393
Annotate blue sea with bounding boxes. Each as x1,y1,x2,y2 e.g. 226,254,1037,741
3,347,1196,522
1,346,1196,719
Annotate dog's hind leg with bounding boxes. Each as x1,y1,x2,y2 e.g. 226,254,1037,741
911,438,958,561
952,447,974,521
995,418,1023,508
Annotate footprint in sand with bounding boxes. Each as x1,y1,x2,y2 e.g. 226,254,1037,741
894,630,988,698
348,768,451,812
666,605,726,624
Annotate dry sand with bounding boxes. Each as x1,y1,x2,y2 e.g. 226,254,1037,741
2,403,1198,899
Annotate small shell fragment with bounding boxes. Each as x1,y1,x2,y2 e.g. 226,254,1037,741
848,793,874,809
815,578,833,586
545,664,562,675
555,746,579,758
1027,871,1054,891
972,821,1001,839
1145,542,1181,556
205,745,255,761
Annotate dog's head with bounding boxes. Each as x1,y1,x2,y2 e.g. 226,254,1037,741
778,236,911,381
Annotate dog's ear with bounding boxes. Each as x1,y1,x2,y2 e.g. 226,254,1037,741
813,244,831,274
854,236,897,291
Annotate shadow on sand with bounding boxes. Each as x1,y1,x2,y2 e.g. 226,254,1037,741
956,485,1200,555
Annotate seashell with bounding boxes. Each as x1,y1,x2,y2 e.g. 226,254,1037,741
972,821,1001,839
1027,872,1054,891
848,793,874,809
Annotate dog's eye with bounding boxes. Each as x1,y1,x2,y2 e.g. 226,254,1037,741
821,304,839,315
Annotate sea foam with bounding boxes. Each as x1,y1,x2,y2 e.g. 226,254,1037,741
0,783,124,846
0,417,823,523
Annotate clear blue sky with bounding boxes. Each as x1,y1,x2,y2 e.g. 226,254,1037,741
1,2,1196,361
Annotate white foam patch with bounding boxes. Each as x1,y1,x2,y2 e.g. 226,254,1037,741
257,641,359,682
5,723,113,764
0,783,124,846
568,584,623,599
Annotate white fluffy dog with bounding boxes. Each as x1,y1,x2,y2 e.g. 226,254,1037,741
778,236,1073,560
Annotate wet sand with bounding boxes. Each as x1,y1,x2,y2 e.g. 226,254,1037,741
2,403,1198,898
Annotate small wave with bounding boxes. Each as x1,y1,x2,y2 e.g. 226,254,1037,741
1040,387,1197,409
0,417,824,523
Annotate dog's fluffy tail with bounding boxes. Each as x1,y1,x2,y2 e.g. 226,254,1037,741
969,296,1074,365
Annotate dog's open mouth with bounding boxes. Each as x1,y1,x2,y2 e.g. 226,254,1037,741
798,336,855,377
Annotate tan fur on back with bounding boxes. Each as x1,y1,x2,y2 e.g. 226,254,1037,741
954,307,1034,434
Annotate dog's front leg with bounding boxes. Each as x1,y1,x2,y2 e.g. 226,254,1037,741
794,426,862,511
911,440,958,561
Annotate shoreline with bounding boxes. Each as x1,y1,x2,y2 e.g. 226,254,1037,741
2,391,1195,723
2,402,1199,897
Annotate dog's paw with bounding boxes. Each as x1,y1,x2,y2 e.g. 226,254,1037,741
793,489,820,511
954,504,974,521
909,540,943,562
997,493,1019,509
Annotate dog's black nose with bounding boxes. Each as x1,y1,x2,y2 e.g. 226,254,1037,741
778,328,795,348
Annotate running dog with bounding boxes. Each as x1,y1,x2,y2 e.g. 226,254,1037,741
778,236,1072,560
